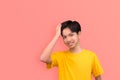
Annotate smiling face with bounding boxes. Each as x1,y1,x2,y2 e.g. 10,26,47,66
62,28,80,49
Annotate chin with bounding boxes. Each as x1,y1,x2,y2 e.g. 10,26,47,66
68,45,76,49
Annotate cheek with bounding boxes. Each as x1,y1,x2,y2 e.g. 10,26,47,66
73,37,79,41
72,36,76,39
63,39,67,43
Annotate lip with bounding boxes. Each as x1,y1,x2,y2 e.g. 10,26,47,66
67,42,74,46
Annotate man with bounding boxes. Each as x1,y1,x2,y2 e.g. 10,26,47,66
40,20,104,80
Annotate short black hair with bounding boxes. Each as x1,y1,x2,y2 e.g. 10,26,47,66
61,20,81,36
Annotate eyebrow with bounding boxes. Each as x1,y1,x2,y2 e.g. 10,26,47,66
63,33,74,37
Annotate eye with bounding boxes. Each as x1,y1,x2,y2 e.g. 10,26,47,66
69,34,74,36
63,36,66,39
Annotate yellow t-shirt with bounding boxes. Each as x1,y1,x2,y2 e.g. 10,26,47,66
46,49,104,80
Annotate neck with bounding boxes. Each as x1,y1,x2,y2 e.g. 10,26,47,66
69,43,82,53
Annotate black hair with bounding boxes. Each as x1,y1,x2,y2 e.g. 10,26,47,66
61,20,81,36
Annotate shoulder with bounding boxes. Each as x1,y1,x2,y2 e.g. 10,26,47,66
51,50,67,60
83,49,97,57
51,50,68,56
83,49,100,62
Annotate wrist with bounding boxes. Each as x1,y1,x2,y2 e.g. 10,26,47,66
55,34,60,38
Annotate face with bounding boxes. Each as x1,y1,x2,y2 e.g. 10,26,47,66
62,28,80,49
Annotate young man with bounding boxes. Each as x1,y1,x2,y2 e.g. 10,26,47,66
40,20,104,80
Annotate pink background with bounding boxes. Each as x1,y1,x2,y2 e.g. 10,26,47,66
0,0,120,80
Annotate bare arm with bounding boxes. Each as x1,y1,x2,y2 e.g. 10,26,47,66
40,24,61,63
95,75,102,80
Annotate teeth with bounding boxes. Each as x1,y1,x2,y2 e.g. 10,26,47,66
68,42,73,46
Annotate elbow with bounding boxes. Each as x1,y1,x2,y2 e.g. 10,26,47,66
40,55,51,63
40,56,45,62
40,56,48,63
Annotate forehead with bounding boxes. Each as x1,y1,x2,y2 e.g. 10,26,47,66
62,28,73,36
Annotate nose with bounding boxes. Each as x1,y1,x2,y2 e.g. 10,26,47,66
66,37,71,42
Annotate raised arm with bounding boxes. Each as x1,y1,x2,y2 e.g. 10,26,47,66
95,75,102,80
40,24,61,64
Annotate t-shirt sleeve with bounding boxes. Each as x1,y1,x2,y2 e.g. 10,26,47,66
46,53,58,69
92,53,104,77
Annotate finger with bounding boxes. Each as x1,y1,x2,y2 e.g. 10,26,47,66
56,24,61,30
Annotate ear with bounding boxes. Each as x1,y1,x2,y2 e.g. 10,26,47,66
77,32,81,39
78,31,81,35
